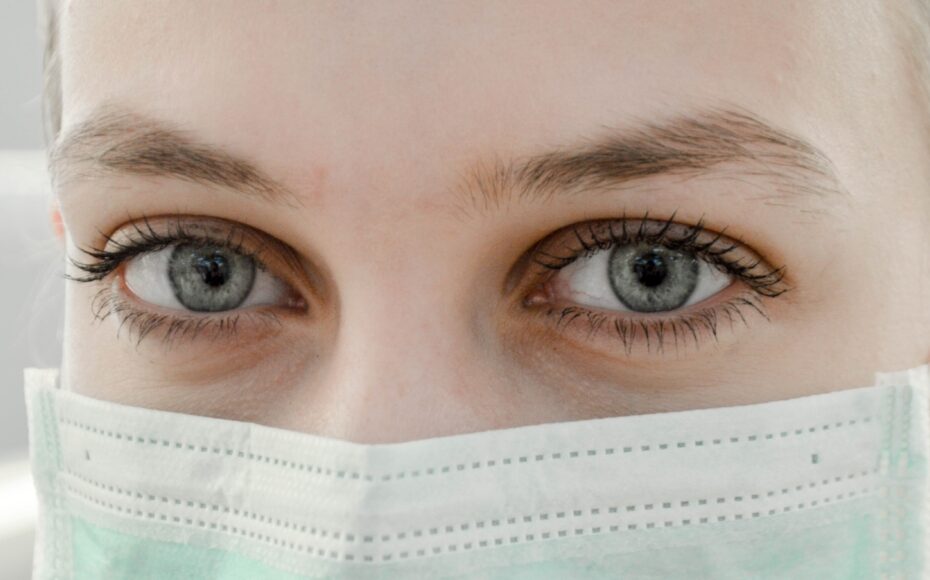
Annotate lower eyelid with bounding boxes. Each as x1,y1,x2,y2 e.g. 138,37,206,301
522,286,771,356
93,282,291,347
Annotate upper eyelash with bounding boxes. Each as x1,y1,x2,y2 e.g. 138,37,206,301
69,212,786,352
530,210,790,299
66,214,262,284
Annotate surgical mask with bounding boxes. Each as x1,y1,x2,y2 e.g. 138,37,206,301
25,365,929,579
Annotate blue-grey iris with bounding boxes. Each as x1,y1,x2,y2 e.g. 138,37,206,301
168,243,256,312
607,243,699,312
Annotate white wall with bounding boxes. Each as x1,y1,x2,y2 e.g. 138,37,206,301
1,4,54,577
0,1,45,148
0,151,59,580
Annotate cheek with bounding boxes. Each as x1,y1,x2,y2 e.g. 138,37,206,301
63,279,123,398
846,209,930,362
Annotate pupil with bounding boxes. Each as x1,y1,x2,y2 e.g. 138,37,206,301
632,252,668,287
194,253,230,287
168,242,257,312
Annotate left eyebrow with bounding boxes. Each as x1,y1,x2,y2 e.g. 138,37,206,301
452,106,849,218
50,105,301,207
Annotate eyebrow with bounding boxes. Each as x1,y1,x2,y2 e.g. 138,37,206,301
452,106,848,218
52,104,846,217
50,106,301,207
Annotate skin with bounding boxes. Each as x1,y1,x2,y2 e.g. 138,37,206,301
53,0,930,443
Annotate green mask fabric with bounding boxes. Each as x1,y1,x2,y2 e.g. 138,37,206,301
25,365,929,579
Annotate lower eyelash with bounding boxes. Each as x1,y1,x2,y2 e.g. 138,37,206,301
540,292,769,356
90,286,283,347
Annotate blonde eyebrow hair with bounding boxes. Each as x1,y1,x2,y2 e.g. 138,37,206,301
51,104,845,219
49,106,301,207
452,106,848,219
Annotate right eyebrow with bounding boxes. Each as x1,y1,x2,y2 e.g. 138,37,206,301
49,106,301,207
452,106,850,219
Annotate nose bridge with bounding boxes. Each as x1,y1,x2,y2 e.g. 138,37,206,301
321,280,479,443
338,264,462,390
336,208,461,354
305,206,493,443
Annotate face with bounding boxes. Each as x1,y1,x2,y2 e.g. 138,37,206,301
54,0,930,443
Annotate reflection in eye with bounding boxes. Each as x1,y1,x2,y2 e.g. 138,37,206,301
524,214,789,354
124,242,288,312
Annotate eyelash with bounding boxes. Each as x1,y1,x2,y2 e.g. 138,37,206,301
68,215,261,283
522,211,789,354
67,215,288,346
68,212,789,352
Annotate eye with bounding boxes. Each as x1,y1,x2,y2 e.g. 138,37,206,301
123,242,290,312
522,214,789,352
66,215,310,345
555,241,733,313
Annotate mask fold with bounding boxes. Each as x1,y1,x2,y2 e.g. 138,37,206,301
24,366,930,579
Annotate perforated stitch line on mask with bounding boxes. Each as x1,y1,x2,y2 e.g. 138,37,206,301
62,464,884,563
56,412,878,483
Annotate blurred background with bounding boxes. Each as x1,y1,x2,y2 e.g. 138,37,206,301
1,3,64,578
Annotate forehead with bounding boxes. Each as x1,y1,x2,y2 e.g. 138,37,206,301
58,0,896,206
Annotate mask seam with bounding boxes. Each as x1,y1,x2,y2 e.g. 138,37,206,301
924,382,930,578
59,465,883,563
880,382,914,577
55,411,879,485
39,388,65,578
879,384,895,577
